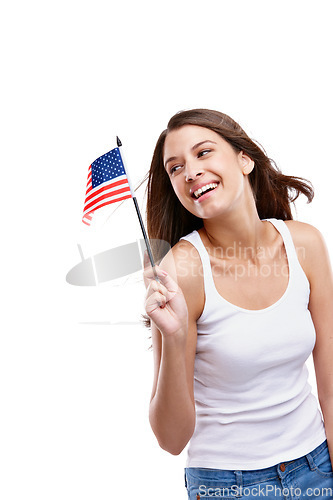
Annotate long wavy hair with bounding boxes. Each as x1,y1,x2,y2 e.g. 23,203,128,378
145,108,313,264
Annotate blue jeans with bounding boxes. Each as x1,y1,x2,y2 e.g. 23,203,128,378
185,440,333,499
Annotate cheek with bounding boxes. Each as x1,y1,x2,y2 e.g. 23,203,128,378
171,180,186,199
171,182,195,211
222,165,244,187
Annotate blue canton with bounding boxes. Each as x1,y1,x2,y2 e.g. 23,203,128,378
91,147,125,189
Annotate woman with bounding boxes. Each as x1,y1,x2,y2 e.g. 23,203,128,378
143,109,333,499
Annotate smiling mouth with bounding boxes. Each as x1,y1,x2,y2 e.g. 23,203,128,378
192,182,219,199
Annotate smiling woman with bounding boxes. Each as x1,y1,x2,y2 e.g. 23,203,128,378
162,125,257,221
142,109,333,500
145,109,313,261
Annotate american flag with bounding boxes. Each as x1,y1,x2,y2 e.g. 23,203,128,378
82,147,132,225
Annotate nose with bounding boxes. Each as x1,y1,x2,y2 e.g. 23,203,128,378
184,163,203,182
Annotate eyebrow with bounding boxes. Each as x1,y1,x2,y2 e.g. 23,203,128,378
164,140,217,169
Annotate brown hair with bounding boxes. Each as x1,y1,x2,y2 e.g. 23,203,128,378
145,108,313,263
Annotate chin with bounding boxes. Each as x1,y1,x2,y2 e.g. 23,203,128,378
195,202,230,219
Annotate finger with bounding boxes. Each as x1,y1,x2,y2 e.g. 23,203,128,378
143,265,180,298
146,279,169,299
143,264,168,287
152,267,179,293
145,291,167,313
146,281,178,312
152,266,161,283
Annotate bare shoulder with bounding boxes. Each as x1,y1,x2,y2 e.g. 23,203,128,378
284,219,326,250
159,238,205,321
284,219,323,239
284,220,330,282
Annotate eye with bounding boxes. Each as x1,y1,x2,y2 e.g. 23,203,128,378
197,149,211,158
169,164,183,175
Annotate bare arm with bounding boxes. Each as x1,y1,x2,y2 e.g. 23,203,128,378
296,222,333,467
144,242,202,455
148,318,197,455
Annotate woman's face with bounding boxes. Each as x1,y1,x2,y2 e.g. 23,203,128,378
163,125,254,220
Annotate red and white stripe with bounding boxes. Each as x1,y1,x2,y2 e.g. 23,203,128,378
82,166,132,226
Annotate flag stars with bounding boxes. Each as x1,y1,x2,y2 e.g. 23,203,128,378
91,147,126,189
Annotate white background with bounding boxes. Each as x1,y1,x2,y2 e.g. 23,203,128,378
1,1,333,499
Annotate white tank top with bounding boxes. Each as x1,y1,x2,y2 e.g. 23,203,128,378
180,218,326,470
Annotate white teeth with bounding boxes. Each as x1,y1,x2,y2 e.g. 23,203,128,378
193,183,218,199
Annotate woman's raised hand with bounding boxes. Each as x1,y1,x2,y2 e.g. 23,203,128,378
143,264,188,338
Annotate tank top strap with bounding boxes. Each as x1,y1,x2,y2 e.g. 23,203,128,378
264,218,299,266
264,218,310,293
179,230,217,297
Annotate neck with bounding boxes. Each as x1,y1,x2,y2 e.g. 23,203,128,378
202,209,268,260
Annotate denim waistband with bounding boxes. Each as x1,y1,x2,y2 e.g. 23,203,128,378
186,439,328,487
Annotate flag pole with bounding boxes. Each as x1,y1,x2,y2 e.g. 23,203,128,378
116,136,160,282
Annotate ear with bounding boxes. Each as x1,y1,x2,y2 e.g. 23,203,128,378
239,151,254,175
